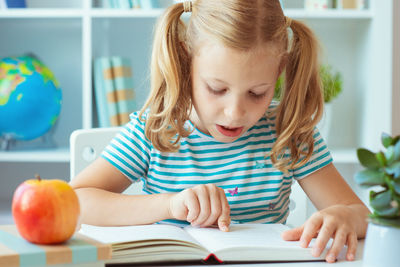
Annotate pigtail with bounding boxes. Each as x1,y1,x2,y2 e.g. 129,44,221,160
271,18,324,172
139,3,192,152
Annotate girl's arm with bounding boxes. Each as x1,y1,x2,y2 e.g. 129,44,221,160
70,157,230,230
69,157,171,226
282,163,370,263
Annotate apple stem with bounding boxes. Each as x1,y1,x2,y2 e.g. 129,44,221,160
35,174,41,181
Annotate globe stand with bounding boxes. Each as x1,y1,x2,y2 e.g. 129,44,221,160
0,126,57,151
0,134,15,150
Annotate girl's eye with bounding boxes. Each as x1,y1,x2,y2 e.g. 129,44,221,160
207,85,226,95
249,91,267,99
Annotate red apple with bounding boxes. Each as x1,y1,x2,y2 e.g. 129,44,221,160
12,175,80,244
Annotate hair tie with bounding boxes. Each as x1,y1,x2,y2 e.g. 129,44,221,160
285,16,292,28
183,1,192,13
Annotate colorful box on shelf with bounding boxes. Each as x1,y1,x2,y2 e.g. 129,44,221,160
0,225,111,267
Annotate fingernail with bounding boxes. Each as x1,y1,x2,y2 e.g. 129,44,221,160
221,225,228,232
327,254,336,262
348,253,355,261
312,247,321,257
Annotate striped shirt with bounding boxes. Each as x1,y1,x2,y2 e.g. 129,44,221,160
102,103,332,226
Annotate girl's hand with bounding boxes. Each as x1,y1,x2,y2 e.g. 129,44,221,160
281,204,360,263
168,184,231,231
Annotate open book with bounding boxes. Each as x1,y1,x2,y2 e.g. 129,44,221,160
79,223,328,264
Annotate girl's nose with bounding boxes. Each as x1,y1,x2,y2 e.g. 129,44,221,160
224,97,246,122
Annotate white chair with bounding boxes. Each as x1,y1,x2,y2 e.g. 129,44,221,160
69,127,308,227
69,127,143,195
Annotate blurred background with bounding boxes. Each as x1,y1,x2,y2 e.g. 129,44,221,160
0,0,399,224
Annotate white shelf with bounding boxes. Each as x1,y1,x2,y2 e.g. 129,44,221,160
90,8,163,18
331,149,358,164
0,8,84,18
284,8,374,19
0,148,69,162
0,199,13,225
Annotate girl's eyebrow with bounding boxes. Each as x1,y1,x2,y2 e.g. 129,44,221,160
209,77,273,89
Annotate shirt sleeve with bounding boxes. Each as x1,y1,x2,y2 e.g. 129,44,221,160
291,127,333,180
101,112,151,183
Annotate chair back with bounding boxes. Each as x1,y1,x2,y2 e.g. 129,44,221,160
69,127,308,227
69,127,143,195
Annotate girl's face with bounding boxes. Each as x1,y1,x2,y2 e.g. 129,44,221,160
190,41,282,143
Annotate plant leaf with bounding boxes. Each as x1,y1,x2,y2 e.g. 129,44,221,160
393,180,400,195
357,148,379,169
376,151,387,167
394,139,400,161
385,162,400,179
373,206,399,218
385,146,395,165
354,169,385,186
382,132,393,148
370,190,392,209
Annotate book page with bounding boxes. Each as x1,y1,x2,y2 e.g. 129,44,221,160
79,224,211,264
79,224,201,246
184,224,297,252
184,224,324,261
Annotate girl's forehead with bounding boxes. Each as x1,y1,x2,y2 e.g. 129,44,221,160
195,39,282,59
192,40,282,85
194,40,282,66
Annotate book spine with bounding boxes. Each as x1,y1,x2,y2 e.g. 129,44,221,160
110,56,136,125
100,57,120,127
120,0,131,9
0,226,111,267
141,0,154,9
5,0,26,8
131,0,141,9
103,0,111,8
93,58,110,128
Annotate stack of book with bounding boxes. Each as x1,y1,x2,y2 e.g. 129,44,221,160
93,56,136,127
304,0,366,10
0,225,111,267
96,0,159,9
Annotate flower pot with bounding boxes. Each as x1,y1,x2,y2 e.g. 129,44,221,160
363,222,400,267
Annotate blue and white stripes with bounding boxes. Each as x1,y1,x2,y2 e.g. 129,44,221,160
102,104,332,225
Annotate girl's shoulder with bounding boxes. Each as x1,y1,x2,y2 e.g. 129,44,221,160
128,110,148,126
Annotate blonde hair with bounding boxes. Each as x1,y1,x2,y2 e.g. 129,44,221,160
140,0,323,173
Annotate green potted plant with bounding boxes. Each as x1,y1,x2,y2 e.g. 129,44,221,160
355,133,400,267
275,64,343,140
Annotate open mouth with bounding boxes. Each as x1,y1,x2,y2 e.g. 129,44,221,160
216,125,244,137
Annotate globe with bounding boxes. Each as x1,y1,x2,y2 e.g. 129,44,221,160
0,55,62,141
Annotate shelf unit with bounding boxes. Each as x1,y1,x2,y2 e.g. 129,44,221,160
0,0,397,221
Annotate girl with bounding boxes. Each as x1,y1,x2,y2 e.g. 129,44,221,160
70,0,370,263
